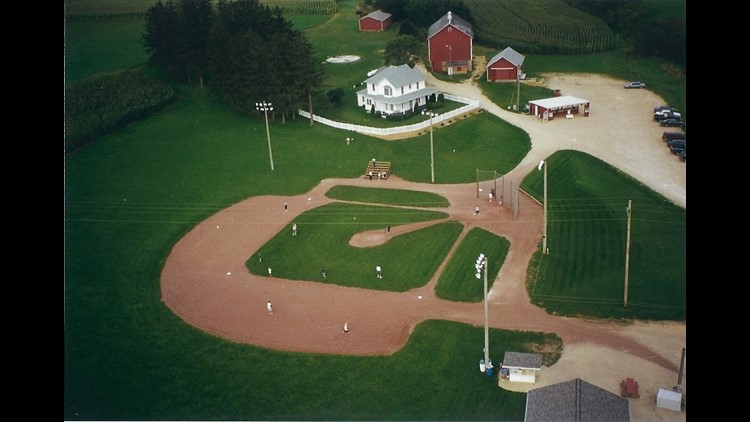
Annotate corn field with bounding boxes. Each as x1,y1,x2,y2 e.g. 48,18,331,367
260,0,337,15
466,0,615,54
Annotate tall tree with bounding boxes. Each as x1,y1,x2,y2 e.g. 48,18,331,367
143,1,180,76
178,0,213,87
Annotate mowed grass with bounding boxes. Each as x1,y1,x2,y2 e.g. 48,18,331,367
247,202,460,291
325,185,451,207
436,227,511,302
521,150,686,320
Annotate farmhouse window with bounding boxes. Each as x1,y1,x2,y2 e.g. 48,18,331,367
384,86,392,96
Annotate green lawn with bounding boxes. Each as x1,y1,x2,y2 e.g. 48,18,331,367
65,0,685,419
521,150,686,320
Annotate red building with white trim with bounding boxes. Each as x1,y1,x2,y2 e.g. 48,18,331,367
359,10,393,32
427,11,473,75
486,47,525,82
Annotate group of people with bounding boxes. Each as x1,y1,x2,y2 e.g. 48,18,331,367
367,170,387,180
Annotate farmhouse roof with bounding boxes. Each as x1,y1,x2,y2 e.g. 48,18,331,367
525,378,631,422
502,351,542,370
427,11,474,40
364,64,426,88
361,9,391,22
488,47,525,67
356,87,438,106
529,95,590,110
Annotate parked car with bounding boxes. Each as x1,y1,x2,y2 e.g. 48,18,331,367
667,139,686,149
678,150,686,162
668,140,686,154
662,131,686,142
654,110,682,121
624,81,646,89
654,105,679,113
660,119,686,128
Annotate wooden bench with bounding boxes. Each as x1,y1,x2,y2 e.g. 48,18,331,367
364,161,391,179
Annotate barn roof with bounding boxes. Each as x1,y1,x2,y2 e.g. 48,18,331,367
529,95,590,110
427,11,474,40
488,47,525,68
360,9,391,22
364,64,426,88
525,378,631,422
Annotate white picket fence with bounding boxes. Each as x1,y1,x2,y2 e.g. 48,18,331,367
297,94,481,137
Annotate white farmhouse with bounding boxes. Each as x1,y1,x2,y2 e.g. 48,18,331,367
357,64,438,116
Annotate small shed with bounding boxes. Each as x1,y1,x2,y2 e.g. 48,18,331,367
528,95,591,121
486,46,525,81
656,388,682,412
502,351,542,383
359,10,393,32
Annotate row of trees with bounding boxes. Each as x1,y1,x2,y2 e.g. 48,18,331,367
143,0,325,121
562,0,685,68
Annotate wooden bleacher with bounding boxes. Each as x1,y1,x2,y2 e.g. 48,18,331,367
364,161,391,179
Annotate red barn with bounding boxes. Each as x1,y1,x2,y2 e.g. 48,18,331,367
427,11,473,75
358,10,393,32
486,47,525,82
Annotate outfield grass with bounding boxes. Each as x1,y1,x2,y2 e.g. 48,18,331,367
521,150,686,320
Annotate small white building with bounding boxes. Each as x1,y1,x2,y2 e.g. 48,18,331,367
502,351,542,383
528,95,590,121
357,64,438,116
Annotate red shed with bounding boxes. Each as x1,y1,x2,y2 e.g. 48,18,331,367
427,11,474,75
358,10,393,32
486,47,525,82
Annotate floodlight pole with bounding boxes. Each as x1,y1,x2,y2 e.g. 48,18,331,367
476,253,489,370
256,101,274,171
538,160,548,254
422,110,438,183
483,256,489,367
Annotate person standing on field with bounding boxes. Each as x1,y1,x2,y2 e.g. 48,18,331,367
376,265,382,279
267,300,273,315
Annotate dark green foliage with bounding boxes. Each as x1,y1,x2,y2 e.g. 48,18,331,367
325,87,345,106
64,70,175,153
402,0,473,28
383,34,425,67
397,18,422,39
563,0,685,67
144,0,325,117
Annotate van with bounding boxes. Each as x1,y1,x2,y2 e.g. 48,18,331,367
662,131,686,142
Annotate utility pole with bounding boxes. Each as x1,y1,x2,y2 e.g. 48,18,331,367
624,199,632,308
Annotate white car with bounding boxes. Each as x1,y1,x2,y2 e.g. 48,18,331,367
624,81,646,89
